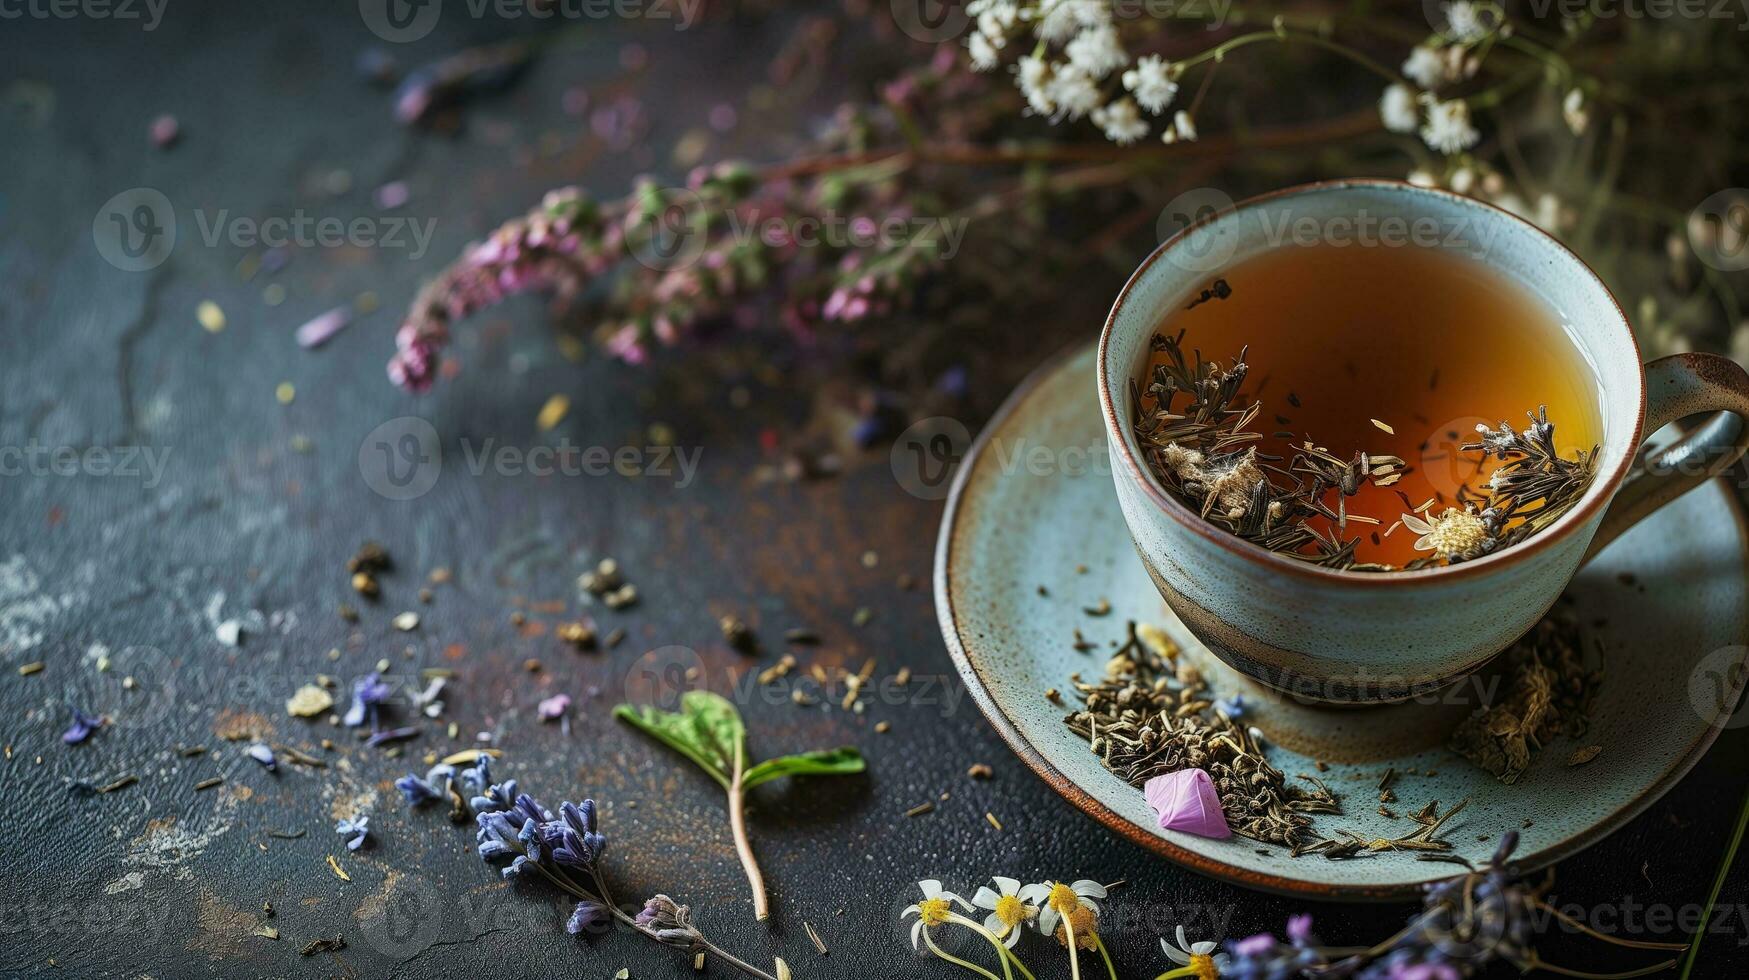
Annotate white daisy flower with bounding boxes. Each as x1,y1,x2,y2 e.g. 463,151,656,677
1402,46,1448,90
1019,879,1106,940
1379,83,1419,134
1093,98,1149,145
1122,54,1178,114
1420,98,1479,154
900,879,973,951
1065,23,1127,79
1160,925,1231,979
971,876,1035,947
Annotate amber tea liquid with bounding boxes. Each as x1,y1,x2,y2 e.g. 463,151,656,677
1147,244,1604,567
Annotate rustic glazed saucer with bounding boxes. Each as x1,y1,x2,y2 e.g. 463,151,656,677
935,343,1749,899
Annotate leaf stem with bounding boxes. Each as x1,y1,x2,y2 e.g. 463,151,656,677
728,738,770,921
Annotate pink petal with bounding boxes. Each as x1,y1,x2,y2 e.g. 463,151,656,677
296,307,352,349
1144,769,1231,839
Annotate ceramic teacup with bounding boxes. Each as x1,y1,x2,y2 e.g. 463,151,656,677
1100,179,1749,705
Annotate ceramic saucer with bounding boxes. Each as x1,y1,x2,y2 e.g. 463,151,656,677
934,343,1749,899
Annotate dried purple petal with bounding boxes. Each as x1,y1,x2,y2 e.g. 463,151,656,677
538,693,571,721
336,816,370,851
296,307,352,349
246,743,277,771
364,725,420,748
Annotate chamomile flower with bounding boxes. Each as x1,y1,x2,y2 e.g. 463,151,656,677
903,878,1037,980
1420,98,1479,154
902,879,974,951
1400,507,1491,561
1379,83,1419,134
972,877,1036,946
1159,925,1230,979
1122,55,1178,114
1022,880,1106,945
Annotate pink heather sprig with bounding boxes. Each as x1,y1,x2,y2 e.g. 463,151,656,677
389,157,949,390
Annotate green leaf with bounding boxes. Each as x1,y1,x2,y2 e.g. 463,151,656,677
741,747,866,791
612,701,732,789
679,691,747,774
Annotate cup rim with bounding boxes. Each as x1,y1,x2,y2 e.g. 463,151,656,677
1097,178,1646,585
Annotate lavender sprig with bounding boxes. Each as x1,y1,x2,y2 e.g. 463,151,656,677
402,758,782,980
1182,833,1682,980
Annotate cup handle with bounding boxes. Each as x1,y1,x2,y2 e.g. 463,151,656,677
1584,352,1749,562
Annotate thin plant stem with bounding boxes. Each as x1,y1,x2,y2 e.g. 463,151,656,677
727,731,770,921
525,847,779,980
1528,955,1679,979
923,929,1004,980
949,915,1031,980
1679,782,1749,979
1061,911,1083,980
1535,900,1687,951
1094,933,1119,980
1170,27,1409,87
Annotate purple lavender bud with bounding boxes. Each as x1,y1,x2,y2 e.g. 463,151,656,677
567,900,610,935
62,707,103,745
344,672,392,728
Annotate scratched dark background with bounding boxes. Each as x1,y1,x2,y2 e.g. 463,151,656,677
2,2,1747,978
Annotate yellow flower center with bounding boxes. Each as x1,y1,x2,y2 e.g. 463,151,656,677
994,894,1028,929
1052,906,1099,950
1046,883,1081,914
1190,952,1221,980
916,897,952,927
1427,507,1489,558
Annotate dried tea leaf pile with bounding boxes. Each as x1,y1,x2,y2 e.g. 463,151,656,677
1448,611,1601,784
1062,622,1340,848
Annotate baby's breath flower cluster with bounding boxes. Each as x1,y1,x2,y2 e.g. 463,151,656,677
965,0,1194,145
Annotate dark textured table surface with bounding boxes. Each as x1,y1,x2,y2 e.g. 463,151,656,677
2,3,1746,978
